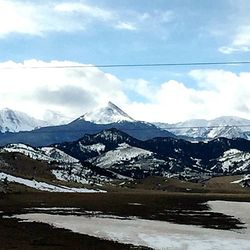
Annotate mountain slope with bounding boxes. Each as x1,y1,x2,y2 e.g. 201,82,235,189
0,108,48,133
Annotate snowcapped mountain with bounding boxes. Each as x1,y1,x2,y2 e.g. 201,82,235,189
0,103,175,146
155,116,250,140
80,101,134,124
0,108,48,133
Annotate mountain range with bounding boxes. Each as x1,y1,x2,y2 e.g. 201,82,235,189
1,128,250,185
1,103,250,146
155,116,250,140
55,128,250,177
1,103,250,191
0,102,174,146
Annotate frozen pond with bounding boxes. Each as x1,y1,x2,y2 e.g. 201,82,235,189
13,201,250,250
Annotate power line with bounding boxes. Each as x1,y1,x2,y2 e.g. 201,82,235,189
1,61,250,69
164,124,250,130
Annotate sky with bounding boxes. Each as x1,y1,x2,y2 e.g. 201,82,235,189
0,0,250,123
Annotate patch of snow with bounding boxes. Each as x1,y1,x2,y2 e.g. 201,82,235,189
2,144,53,161
208,200,250,233
41,147,79,163
79,143,105,154
89,143,153,168
128,203,142,206
218,149,250,173
2,144,80,164
29,207,80,211
0,172,105,193
52,167,89,184
231,175,250,184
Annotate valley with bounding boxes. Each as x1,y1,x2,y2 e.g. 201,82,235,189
0,103,250,249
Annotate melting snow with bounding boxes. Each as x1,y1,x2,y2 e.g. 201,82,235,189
0,172,105,193
12,201,250,250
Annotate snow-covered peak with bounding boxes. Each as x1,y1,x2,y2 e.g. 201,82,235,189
0,108,48,133
80,102,134,124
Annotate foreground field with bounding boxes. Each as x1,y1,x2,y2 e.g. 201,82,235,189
1,191,250,249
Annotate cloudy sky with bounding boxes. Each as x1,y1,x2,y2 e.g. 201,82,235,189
1,0,250,123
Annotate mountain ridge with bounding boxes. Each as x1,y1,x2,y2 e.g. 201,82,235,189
155,116,250,140
52,128,250,178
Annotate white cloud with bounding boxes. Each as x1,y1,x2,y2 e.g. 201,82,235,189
0,60,128,119
54,2,114,21
125,79,154,100
1,60,250,123
0,0,90,36
0,0,174,37
124,70,250,123
219,26,250,54
0,0,117,37
115,22,137,31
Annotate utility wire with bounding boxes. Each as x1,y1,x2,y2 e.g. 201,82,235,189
1,61,250,69
164,124,250,130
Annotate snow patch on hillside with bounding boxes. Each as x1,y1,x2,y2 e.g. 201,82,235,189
79,143,105,154
41,147,79,163
1,144,80,164
218,149,250,173
89,143,153,168
0,172,103,193
2,144,53,161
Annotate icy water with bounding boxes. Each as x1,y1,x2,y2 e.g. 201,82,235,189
13,201,250,250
